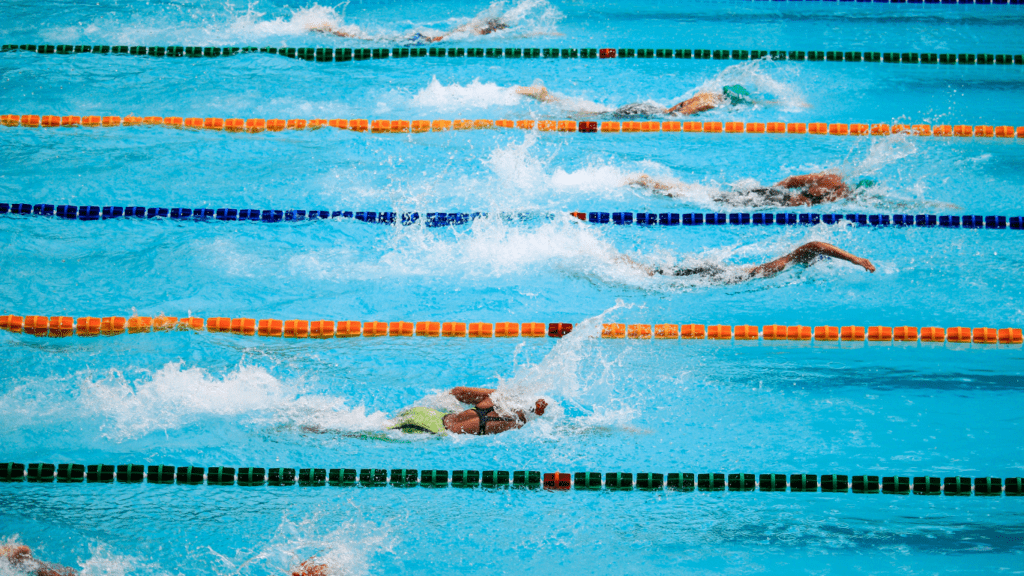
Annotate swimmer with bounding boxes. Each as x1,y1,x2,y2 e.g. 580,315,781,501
0,544,74,576
620,241,875,282
627,172,877,207
309,18,508,45
515,84,756,116
0,544,327,576
390,387,547,435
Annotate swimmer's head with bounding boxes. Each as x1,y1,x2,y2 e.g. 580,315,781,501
854,177,877,189
722,84,752,106
482,19,509,34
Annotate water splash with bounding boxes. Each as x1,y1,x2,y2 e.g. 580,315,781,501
0,537,161,576
206,513,395,576
689,58,810,113
0,361,389,442
412,77,524,111
79,543,164,576
439,0,565,42
396,301,642,438
231,0,562,44
40,0,561,46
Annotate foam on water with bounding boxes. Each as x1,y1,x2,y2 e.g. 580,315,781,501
405,302,643,441
0,536,158,576
264,204,881,296
35,0,561,46
412,77,524,111
689,59,811,113
412,78,612,114
227,0,563,44
437,0,565,42
78,544,165,576
0,362,390,443
205,513,395,576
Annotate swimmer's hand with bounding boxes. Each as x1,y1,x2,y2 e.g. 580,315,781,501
532,399,547,416
856,257,876,273
515,86,557,103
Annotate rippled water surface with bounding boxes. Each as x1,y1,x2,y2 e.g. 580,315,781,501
2,0,1024,574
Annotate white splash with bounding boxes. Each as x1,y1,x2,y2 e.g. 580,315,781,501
689,58,811,112
207,513,395,576
412,77,524,111
0,362,390,442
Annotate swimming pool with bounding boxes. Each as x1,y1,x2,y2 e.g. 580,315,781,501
2,0,1024,573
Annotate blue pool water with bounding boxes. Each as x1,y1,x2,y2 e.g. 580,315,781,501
2,0,1024,573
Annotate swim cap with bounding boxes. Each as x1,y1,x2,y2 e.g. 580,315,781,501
855,177,877,189
722,84,752,106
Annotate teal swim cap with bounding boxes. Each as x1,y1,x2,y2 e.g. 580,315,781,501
855,177,877,189
722,84,751,106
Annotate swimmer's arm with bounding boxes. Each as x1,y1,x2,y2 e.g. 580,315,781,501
777,173,850,201
774,171,831,187
626,174,672,192
776,173,843,190
515,86,559,103
613,254,657,276
450,386,495,405
667,92,722,115
308,24,353,38
748,241,875,278
38,565,77,576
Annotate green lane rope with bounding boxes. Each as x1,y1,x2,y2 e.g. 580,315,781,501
2,44,1021,65
1,463,1020,496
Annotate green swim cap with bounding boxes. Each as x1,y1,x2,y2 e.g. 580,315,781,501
855,177,877,189
722,84,752,106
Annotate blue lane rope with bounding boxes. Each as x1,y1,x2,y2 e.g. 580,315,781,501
0,203,1020,230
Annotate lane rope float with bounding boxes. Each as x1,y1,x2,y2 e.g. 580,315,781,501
0,315,1020,346
2,44,1022,66
3,114,1023,140
0,463,1020,496
3,204,1023,231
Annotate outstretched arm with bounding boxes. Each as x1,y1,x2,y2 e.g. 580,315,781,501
626,174,673,193
308,24,355,38
748,241,875,278
776,172,851,202
667,92,724,115
450,386,495,406
515,86,560,103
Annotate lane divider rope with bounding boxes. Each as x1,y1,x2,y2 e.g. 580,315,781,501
3,44,1022,66
3,114,1023,140
1,463,1020,496
3,204,1023,231
1,315,1020,345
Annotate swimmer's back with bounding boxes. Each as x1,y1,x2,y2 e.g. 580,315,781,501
613,102,668,117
